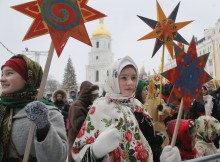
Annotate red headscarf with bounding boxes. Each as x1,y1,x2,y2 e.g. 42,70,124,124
167,119,198,160
1,58,28,81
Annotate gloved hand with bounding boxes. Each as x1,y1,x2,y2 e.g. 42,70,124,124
25,101,49,129
157,104,163,111
160,145,182,162
92,125,120,159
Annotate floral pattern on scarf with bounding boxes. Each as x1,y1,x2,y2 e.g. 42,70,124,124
167,119,198,160
195,115,220,143
72,56,153,162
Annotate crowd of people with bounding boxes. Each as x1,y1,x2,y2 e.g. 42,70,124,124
1,54,220,162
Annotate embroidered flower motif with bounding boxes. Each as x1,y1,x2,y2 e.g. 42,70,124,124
89,106,96,115
76,122,86,138
113,147,121,162
86,136,95,144
94,130,99,138
136,148,149,162
134,142,149,161
125,129,133,142
121,150,128,160
135,141,142,152
72,148,80,154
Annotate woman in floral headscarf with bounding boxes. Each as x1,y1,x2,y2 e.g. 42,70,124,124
0,54,67,162
71,56,181,162
195,115,220,156
167,119,199,160
71,56,153,162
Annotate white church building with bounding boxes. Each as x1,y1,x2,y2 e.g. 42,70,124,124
86,19,114,94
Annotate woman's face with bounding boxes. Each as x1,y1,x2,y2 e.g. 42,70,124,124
0,66,26,94
118,66,137,97
141,86,148,103
56,94,63,101
202,87,208,96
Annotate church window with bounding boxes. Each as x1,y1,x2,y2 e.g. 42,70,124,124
108,42,110,49
95,70,99,82
96,56,98,60
96,41,99,48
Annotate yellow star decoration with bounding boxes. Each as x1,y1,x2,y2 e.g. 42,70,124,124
138,1,193,58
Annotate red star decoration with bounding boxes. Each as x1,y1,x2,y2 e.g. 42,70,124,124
12,0,106,57
160,37,213,110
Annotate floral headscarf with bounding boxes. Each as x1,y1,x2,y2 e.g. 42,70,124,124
13,54,43,89
104,56,139,100
195,115,220,143
167,119,198,160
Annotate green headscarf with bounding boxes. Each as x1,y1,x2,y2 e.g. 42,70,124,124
137,79,148,92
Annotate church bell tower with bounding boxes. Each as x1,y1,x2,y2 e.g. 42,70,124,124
86,18,114,94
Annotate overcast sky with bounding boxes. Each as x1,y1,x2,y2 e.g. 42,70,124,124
1,0,220,84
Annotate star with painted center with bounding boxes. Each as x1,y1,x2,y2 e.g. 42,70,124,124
137,1,193,59
160,37,213,110
12,0,106,57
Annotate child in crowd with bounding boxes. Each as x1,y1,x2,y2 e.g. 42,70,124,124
167,119,199,160
71,56,181,162
0,54,68,161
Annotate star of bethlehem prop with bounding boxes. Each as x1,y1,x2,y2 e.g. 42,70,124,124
11,0,106,57
137,1,193,59
147,79,157,99
160,37,213,110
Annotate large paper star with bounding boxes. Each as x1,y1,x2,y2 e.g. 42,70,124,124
160,37,213,110
12,0,106,57
147,79,157,99
137,1,193,59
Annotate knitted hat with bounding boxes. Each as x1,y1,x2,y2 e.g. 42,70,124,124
1,57,28,81
137,79,148,92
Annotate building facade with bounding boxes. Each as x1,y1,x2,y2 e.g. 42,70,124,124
164,18,220,87
86,18,114,94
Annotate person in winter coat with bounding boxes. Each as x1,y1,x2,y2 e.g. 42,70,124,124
188,100,205,120
195,115,220,157
53,89,70,133
167,119,199,160
0,54,68,162
71,56,181,162
53,89,68,110
68,81,99,162
135,79,165,162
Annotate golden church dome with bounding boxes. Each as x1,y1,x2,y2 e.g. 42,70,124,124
92,18,111,37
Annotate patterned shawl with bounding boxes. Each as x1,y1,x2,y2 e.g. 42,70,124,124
195,115,220,143
104,56,139,101
72,56,153,162
167,119,198,160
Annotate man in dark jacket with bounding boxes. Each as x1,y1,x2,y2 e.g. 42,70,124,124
68,81,99,162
